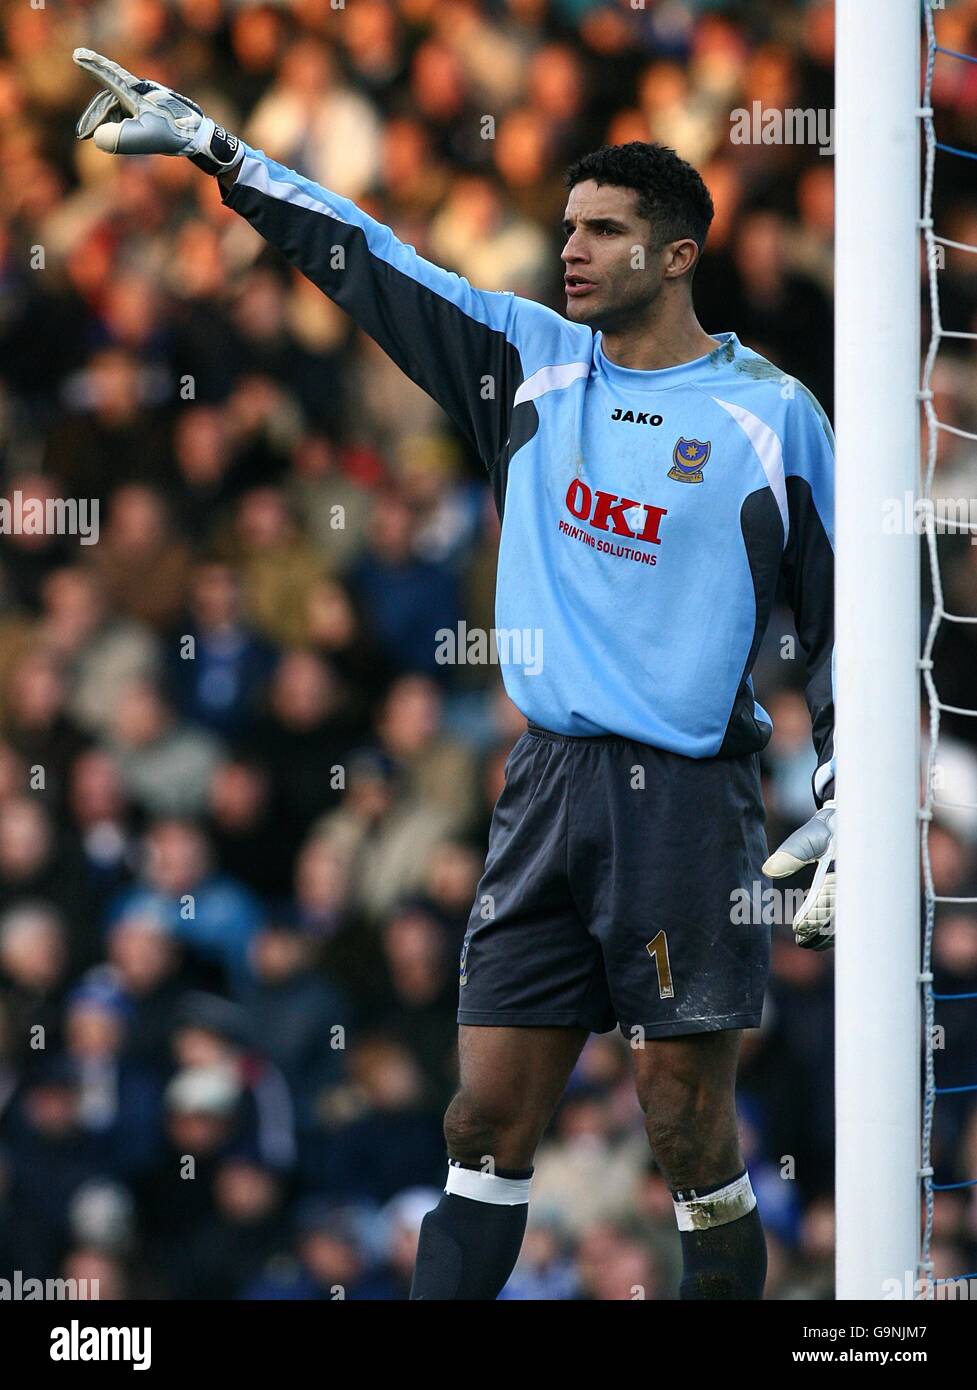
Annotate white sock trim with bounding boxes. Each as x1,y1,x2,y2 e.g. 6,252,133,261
445,1162,532,1206
672,1171,757,1232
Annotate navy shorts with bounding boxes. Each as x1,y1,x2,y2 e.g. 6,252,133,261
458,725,771,1038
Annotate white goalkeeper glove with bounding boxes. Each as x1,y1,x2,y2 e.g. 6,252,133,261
762,799,836,951
73,48,243,176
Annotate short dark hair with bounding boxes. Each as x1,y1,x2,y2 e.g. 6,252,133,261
564,141,715,263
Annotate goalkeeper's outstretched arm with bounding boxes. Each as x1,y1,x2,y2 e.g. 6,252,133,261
74,49,582,475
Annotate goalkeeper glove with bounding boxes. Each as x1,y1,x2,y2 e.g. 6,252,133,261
762,799,836,951
73,48,243,176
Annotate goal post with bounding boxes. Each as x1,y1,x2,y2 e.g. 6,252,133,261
834,0,921,1298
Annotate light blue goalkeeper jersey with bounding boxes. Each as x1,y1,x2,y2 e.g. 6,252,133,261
221,145,836,804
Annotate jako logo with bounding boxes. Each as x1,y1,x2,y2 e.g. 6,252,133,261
564,480,668,544
610,408,663,426
50,1321,151,1371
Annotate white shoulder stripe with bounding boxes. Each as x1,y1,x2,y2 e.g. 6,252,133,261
237,153,351,224
814,758,836,800
514,360,589,407
711,395,789,543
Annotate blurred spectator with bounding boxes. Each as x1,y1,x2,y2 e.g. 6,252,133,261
375,1187,441,1299
285,432,372,576
206,756,293,901
2,1061,109,1279
376,675,479,831
135,1062,249,1259
88,485,191,630
0,797,94,960
241,921,351,1126
0,902,68,1068
420,839,484,939
37,567,160,740
61,1245,132,1300
249,649,360,843
160,1154,290,1299
67,1179,137,1263
285,836,386,1006
429,173,549,296
574,1220,664,1302
243,1198,398,1300
170,991,296,1171
165,559,278,738
303,576,393,706
66,748,136,910
298,1035,444,1206
531,1082,649,1237
348,489,461,681
104,678,223,818
373,903,458,1104
220,487,327,649
60,969,163,1179
498,1211,581,1300
2,647,90,812
107,914,195,1072
0,475,78,612
290,836,355,942
312,749,456,922
169,407,242,542
245,37,381,200
44,350,170,504
107,819,263,991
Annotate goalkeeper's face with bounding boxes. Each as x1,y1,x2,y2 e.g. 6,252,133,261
561,181,675,329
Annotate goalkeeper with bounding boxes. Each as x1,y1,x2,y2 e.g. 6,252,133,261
74,50,836,1302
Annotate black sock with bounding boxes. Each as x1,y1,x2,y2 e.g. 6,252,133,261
677,1206,767,1300
410,1164,532,1300
673,1170,767,1300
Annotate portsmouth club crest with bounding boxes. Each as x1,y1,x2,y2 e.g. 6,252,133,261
668,437,711,484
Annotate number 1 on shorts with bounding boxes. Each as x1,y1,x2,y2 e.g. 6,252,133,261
646,930,674,999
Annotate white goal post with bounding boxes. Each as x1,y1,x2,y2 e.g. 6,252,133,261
834,0,922,1298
